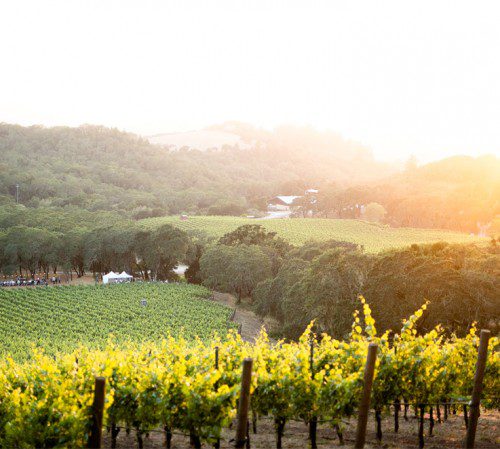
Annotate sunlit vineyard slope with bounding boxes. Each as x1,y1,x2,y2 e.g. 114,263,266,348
141,216,483,252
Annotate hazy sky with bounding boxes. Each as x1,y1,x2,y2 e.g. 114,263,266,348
1,0,499,162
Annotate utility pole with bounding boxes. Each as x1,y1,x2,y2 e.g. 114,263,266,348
15,183,19,203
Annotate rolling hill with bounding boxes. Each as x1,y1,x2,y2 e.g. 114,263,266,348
0,122,393,218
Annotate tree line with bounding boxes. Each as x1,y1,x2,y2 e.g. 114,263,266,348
293,155,499,233
0,222,190,282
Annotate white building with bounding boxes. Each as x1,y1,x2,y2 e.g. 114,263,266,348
267,195,302,211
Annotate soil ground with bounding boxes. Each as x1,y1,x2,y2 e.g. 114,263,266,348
211,292,268,342
102,409,499,448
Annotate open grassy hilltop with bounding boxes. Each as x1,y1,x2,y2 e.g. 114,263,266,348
141,216,483,253
0,283,236,360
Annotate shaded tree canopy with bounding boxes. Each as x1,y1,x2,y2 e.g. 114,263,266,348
0,209,190,281
363,242,500,336
200,244,272,303
219,224,291,253
218,224,292,276
251,240,498,340
253,247,372,339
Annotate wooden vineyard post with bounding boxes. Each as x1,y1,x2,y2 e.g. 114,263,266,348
214,346,220,449
309,337,318,449
88,377,106,449
235,358,253,448
354,343,378,449
464,329,491,449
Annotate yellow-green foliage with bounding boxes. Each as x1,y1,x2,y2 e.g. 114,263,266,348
0,298,497,447
141,216,483,253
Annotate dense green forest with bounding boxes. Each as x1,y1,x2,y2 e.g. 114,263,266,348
1,123,498,232
0,123,390,218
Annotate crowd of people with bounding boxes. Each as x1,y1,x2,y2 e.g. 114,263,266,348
0,276,63,287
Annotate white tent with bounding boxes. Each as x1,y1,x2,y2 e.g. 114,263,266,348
103,271,133,284
102,271,117,284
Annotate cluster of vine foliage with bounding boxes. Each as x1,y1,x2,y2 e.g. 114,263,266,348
0,298,497,448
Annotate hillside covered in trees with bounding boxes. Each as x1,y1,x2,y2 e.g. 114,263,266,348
309,155,500,233
1,123,498,232
0,123,391,218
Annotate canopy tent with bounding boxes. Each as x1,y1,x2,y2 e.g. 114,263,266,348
102,271,133,284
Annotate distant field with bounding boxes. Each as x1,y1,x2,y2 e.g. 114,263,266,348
142,216,483,253
0,283,236,360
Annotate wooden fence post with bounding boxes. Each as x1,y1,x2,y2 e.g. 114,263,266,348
464,329,490,449
354,343,378,449
235,358,253,448
88,377,106,449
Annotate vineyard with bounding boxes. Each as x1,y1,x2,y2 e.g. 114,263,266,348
0,298,497,448
141,216,483,253
0,283,237,361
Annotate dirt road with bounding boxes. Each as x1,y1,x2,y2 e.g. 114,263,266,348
212,292,269,342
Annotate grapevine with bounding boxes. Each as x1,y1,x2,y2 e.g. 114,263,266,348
0,283,237,361
0,297,497,448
